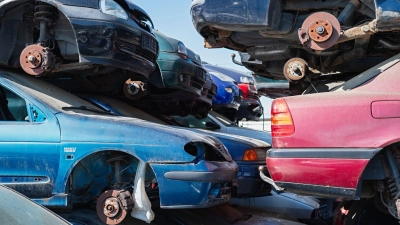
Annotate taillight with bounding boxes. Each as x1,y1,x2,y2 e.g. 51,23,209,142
271,98,294,137
248,84,257,94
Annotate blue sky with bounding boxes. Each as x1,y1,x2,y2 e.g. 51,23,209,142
135,0,248,72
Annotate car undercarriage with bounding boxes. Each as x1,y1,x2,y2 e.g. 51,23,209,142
192,0,400,94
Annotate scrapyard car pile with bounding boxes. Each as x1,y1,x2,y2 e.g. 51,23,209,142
4,0,400,224
190,0,400,223
0,0,286,225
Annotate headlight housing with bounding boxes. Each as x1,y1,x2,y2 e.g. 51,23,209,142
177,42,188,60
99,0,128,20
225,87,233,93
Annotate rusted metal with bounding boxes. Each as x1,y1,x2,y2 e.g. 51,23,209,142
336,20,377,44
283,58,308,82
308,19,333,43
218,30,232,38
20,45,45,76
96,190,133,225
123,79,147,100
299,12,340,51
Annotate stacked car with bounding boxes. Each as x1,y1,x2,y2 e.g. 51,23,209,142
189,0,400,223
10,0,400,224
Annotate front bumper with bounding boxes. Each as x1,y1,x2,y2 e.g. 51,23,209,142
237,98,263,121
235,161,270,197
151,160,237,208
194,79,217,107
157,53,207,96
60,5,158,78
265,148,381,198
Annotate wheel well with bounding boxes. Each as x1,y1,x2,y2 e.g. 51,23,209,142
357,143,400,199
0,1,79,67
67,150,158,206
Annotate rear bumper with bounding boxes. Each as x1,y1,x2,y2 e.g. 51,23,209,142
266,148,381,198
151,160,237,208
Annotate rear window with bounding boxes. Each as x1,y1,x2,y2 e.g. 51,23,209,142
331,58,400,92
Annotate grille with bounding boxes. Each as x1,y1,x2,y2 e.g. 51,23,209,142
190,77,205,90
207,83,217,99
115,40,157,62
196,67,207,80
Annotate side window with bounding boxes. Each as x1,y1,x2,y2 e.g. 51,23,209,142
185,115,215,128
0,85,28,121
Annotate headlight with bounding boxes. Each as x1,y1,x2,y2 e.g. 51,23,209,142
225,87,233,93
240,76,250,84
195,54,201,64
177,42,188,60
99,0,128,20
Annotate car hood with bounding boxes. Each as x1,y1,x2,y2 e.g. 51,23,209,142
55,112,232,162
225,126,272,144
187,48,202,66
194,129,270,149
154,30,179,52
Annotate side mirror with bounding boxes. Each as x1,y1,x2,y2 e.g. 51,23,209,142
205,121,221,130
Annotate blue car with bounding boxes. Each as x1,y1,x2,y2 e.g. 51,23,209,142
77,94,271,197
207,70,241,121
0,70,237,224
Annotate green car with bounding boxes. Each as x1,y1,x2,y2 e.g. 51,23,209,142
139,31,208,117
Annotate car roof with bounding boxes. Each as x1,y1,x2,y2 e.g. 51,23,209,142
0,71,100,113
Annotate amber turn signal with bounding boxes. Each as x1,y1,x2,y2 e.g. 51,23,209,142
243,149,258,161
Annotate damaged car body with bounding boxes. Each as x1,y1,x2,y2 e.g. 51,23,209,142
0,0,158,100
0,71,237,224
130,31,208,118
76,94,272,197
261,54,400,220
191,0,400,93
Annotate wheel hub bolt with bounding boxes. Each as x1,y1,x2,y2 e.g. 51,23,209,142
316,26,325,34
28,55,37,63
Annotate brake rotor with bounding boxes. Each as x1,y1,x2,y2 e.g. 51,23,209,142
123,79,146,100
298,12,341,50
283,58,308,82
20,45,45,76
96,190,128,225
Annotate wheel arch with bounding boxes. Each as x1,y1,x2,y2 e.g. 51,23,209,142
55,148,151,196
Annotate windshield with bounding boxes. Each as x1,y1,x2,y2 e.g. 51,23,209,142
209,111,236,126
2,73,109,115
0,186,69,225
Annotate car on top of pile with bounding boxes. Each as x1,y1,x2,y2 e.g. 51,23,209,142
191,0,400,94
1,0,159,101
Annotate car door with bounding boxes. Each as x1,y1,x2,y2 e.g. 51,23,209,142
0,83,61,198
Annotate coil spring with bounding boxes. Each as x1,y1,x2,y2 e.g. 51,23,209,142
387,178,399,198
34,3,53,26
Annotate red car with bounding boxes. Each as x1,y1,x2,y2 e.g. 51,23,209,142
263,54,400,218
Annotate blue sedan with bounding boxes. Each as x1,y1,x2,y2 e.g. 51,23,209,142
0,71,237,224
77,94,271,197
